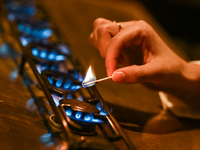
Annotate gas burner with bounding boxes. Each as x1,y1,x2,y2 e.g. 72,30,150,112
59,99,100,134
5,1,37,22
51,91,84,107
41,70,82,95
57,43,71,56
30,43,67,63
48,98,101,135
19,35,49,47
16,18,53,39
36,62,60,74
26,42,73,73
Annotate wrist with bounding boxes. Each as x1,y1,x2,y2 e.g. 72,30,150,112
175,61,200,107
184,62,200,95
158,61,200,119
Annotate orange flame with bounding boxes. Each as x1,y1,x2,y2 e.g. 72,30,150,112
82,66,96,87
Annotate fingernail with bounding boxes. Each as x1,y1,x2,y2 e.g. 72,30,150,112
112,71,126,82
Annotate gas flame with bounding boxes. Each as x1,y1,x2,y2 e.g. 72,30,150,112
82,66,96,87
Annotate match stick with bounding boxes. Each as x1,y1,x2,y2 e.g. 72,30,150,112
84,76,112,86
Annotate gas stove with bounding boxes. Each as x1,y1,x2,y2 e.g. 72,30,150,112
0,0,134,149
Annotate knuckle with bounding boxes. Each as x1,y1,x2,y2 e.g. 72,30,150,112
133,20,150,41
132,66,142,82
136,20,149,31
94,23,111,37
137,20,147,26
93,18,107,27
101,24,111,32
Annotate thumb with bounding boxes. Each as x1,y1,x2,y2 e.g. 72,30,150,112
112,64,157,83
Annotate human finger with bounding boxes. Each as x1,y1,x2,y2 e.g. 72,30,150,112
89,19,122,58
111,60,162,84
105,20,157,76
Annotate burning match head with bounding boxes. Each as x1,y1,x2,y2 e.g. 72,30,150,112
82,66,113,88
83,81,95,87
82,80,96,87
82,66,96,88
83,76,112,87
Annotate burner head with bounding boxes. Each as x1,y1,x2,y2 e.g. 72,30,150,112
30,45,66,63
59,99,100,134
42,70,82,94
60,99,99,114
28,42,71,64
36,62,60,74
6,1,37,22
20,35,49,47
60,99,100,123
16,18,53,39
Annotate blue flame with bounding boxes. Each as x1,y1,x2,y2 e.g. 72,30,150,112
17,23,24,32
27,6,37,16
17,23,52,38
64,82,71,89
99,111,107,116
67,93,73,99
55,55,66,61
92,118,103,123
32,48,65,62
47,52,56,60
70,85,81,90
36,65,42,74
40,50,48,59
78,74,84,82
48,77,53,85
23,24,31,35
6,2,37,16
96,106,101,111
20,36,31,46
40,29,53,38
75,112,82,119
7,13,15,22
50,65,57,71
66,109,72,116
32,48,39,56
56,77,63,87
52,95,60,106
0,43,10,57
32,29,38,37
59,44,71,55
77,95,83,101
84,115,92,121
64,109,104,123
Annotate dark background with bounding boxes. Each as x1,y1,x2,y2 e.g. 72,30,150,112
138,0,200,60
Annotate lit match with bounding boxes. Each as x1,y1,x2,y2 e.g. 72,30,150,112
83,76,112,86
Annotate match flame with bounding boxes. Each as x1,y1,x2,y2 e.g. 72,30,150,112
82,66,96,87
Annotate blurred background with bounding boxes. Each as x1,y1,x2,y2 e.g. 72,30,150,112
136,0,200,60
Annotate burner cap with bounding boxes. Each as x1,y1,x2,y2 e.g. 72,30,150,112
60,99,99,114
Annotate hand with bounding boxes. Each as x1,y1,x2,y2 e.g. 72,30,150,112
89,18,200,107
